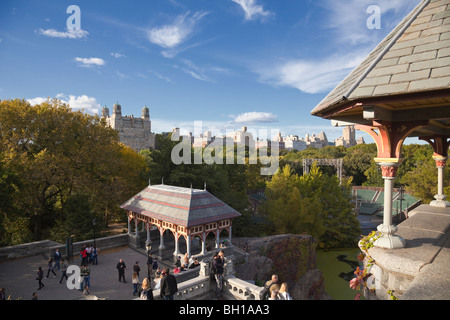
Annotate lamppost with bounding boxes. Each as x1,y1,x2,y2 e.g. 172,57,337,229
92,218,97,248
145,241,152,279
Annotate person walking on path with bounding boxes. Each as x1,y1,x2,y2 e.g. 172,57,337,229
81,263,91,292
80,246,88,266
53,249,62,271
46,257,56,278
212,251,224,299
59,259,68,284
159,267,178,300
92,246,99,265
133,261,141,278
116,258,127,283
36,267,44,290
132,271,139,296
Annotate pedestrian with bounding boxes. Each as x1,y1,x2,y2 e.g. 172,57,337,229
32,292,38,300
152,257,158,275
183,253,189,268
81,263,91,292
146,254,153,278
212,251,224,299
36,267,44,290
86,244,92,264
53,249,62,271
261,274,281,300
133,261,141,278
277,282,293,300
80,246,88,266
46,257,56,278
159,267,178,300
132,271,139,296
139,277,153,300
116,258,127,283
92,246,99,265
59,259,68,284
0,288,5,300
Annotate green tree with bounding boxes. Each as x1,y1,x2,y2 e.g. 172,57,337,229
0,98,147,243
262,164,360,248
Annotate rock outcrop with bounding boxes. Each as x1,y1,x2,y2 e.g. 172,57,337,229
233,234,330,300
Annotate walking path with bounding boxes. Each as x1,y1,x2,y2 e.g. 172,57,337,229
0,246,168,300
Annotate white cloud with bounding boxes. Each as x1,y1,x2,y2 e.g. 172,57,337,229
147,11,209,56
231,0,273,21
37,28,89,39
27,94,101,115
234,112,278,124
255,51,368,94
74,57,105,67
110,52,125,58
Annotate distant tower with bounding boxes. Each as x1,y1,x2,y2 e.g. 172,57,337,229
101,105,109,118
113,102,122,118
343,126,356,147
142,105,150,120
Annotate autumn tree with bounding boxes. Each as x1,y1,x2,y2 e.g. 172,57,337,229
0,98,147,243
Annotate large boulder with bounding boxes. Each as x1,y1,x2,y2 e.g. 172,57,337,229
234,234,330,300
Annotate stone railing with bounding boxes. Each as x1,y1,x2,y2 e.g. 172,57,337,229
146,259,264,300
224,276,263,300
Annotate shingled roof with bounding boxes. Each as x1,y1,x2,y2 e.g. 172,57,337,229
120,184,241,228
311,0,450,137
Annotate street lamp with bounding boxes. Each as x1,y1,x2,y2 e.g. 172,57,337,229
145,241,152,279
92,218,97,248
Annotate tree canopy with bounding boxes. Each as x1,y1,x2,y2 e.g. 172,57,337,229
0,99,148,244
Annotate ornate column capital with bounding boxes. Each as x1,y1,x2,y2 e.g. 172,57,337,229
375,160,402,178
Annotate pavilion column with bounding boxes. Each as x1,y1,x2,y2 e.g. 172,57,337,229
146,223,151,244
127,213,131,235
159,228,165,250
374,162,406,249
173,232,180,257
135,218,138,237
431,157,449,207
215,231,220,249
186,235,191,257
228,225,232,246
201,232,206,255
356,120,426,249
421,135,450,208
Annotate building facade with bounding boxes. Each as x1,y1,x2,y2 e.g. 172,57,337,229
102,103,156,151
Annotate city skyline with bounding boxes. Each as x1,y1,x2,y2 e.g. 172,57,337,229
0,0,423,143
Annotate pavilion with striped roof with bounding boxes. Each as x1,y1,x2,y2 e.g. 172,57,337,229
120,183,241,258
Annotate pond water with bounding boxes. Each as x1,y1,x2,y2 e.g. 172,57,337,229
316,247,363,300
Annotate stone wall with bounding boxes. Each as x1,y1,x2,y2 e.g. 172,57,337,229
0,234,129,261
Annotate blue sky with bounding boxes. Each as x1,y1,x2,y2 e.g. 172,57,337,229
0,0,422,143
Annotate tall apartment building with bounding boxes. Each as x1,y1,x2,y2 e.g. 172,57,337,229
102,103,156,152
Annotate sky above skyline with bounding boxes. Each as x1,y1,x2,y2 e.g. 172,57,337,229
0,0,423,143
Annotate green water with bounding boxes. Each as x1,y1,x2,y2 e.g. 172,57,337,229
316,248,363,300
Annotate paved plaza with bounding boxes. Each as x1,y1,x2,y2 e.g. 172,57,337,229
0,246,165,300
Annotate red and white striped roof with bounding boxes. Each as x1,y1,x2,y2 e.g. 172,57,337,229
120,184,241,228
